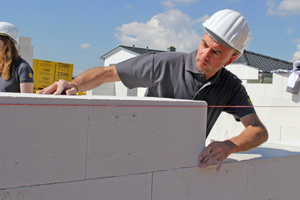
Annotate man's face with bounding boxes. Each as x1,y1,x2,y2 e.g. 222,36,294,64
195,33,237,81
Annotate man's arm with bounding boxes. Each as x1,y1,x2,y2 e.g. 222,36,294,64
198,113,268,171
38,65,120,95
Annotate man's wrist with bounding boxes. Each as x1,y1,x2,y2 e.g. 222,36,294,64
224,140,238,154
70,82,79,92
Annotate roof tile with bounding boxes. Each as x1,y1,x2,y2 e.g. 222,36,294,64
233,50,293,72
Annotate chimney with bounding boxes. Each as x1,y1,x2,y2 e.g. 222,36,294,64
167,46,176,52
133,45,135,49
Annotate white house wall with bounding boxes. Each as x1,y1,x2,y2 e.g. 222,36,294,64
104,49,138,67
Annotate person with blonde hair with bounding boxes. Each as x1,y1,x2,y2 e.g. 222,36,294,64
0,22,33,93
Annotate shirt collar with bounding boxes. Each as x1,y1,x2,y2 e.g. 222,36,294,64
186,50,201,74
185,50,223,84
208,68,223,84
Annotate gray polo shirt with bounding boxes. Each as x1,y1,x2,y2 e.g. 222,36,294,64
116,50,255,136
0,57,34,92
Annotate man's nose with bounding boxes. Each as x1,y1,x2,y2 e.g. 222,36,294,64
202,48,211,60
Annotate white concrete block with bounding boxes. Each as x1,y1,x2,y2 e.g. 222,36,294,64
247,155,300,199
28,45,34,57
271,74,286,99
207,127,228,144
86,99,207,179
226,64,258,80
0,93,88,188
263,84,273,97
265,125,280,142
19,36,31,46
228,142,300,163
88,82,116,96
281,126,300,141
1,93,300,198
115,81,129,96
19,46,30,56
280,140,300,147
271,99,300,128
137,88,147,97
0,104,88,188
127,88,138,96
245,83,265,97
152,164,247,200
2,173,152,200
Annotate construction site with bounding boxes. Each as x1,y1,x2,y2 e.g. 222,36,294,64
0,31,300,199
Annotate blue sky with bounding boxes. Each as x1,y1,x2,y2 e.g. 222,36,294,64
1,0,300,76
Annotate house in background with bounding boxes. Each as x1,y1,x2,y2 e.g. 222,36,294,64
230,50,293,84
86,45,175,96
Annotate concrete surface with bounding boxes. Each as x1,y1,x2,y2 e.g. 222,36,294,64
1,94,300,199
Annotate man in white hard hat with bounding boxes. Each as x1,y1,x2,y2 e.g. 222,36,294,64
39,9,268,171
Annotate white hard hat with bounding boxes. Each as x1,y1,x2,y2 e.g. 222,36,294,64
203,9,251,58
0,22,19,44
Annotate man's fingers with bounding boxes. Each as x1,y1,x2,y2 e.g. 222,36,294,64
216,159,224,172
198,141,232,172
198,144,214,161
53,84,66,95
38,80,71,95
66,87,78,95
198,151,218,168
38,84,58,94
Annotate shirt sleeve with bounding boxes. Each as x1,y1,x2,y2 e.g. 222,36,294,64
115,52,156,89
224,82,256,120
18,62,34,83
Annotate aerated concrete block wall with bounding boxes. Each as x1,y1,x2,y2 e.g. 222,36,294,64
208,70,300,144
1,93,300,199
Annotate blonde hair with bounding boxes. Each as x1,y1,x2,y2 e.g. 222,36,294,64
0,35,19,80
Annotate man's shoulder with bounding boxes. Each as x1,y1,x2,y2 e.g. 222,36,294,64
153,51,190,60
219,67,242,83
153,50,197,69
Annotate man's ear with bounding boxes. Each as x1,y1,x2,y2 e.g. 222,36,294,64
224,54,238,67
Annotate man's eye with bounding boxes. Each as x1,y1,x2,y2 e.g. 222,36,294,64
202,42,208,47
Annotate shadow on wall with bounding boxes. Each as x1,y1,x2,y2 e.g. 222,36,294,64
225,145,300,164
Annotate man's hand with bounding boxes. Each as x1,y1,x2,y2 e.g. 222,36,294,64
198,113,268,172
37,79,78,95
198,140,237,172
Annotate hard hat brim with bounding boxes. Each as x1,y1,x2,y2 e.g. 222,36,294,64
0,33,18,44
